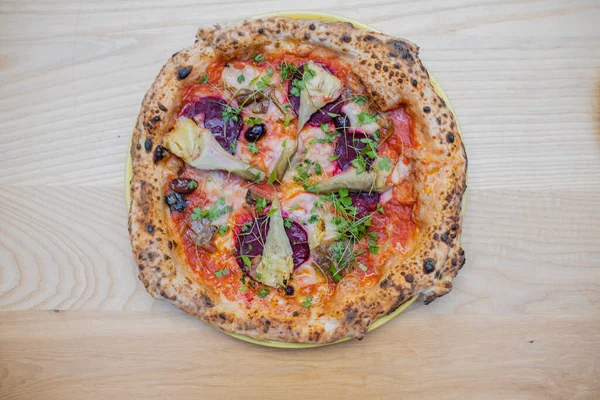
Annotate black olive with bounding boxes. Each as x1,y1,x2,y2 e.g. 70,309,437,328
244,124,266,142
333,114,350,131
285,285,295,296
170,178,198,194
165,192,187,212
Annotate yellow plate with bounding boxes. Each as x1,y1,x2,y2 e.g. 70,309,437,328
125,11,463,348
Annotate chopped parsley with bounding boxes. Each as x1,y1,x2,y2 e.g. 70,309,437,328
268,169,279,185
357,111,377,126
302,296,312,308
255,198,267,214
257,288,270,298
240,255,252,268
187,180,198,189
314,162,322,176
255,74,274,90
247,142,260,154
229,138,238,153
191,197,233,222
252,52,265,63
289,64,316,96
245,116,262,127
378,156,392,171
222,105,242,123
352,95,367,105
278,61,299,80
214,268,229,278
218,225,229,235
284,217,294,229
198,74,209,84
237,74,245,83
241,221,253,232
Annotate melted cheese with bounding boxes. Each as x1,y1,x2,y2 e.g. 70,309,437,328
221,64,260,90
341,102,380,134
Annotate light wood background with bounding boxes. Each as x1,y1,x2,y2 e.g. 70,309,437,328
1,0,599,399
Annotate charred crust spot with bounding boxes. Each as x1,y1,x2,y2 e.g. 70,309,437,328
201,294,214,308
423,106,431,113
346,308,358,321
360,60,367,65
374,62,382,70
423,258,436,274
293,311,299,317
257,27,265,34
441,233,450,244
218,313,226,321
393,63,400,69
411,78,418,87
383,65,389,72
144,138,152,152
451,223,459,231
341,34,351,43
177,66,193,80
436,117,442,125
388,39,415,64
304,33,310,40
447,132,455,143
168,241,173,249
285,285,294,296
136,143,141,150
151,116,161,123
379,278,391,289
363,35,376,41
309,23,316,30
148,252,155,260
138,264,144,271
147,224,154,234
459,248,465,256
158,102,168,112
153,145,167,163
451,258,458,266
397,78,403,84
405,274,414,283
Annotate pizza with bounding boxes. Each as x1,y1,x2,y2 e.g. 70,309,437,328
128,17,467,344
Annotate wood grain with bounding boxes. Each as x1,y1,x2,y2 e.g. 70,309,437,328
0,0,599,398
1,311,599,400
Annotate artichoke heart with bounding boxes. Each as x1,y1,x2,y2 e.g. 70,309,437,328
163,117,266,182
271,139,298,181
255,198,294,288
297,61,343,131
309,169,377,194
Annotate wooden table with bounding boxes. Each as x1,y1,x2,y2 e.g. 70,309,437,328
1,1,599,398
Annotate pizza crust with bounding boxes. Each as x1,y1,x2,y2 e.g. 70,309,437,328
128,17,467,343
